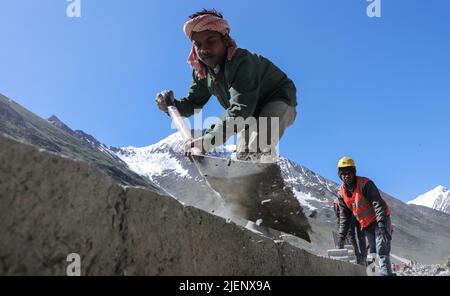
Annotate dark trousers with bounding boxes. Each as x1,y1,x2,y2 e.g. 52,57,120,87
363,217,393,275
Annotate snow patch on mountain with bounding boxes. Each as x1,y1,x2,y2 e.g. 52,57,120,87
292,189,319,211
113,133,189,182
112,132,241,183
115,148,189,182
408,185,450,214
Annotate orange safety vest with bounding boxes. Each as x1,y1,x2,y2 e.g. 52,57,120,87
340,176,391,229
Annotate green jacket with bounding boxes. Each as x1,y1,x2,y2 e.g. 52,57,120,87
174,48,297,150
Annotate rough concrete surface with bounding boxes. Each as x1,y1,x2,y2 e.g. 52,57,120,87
0,135,366,275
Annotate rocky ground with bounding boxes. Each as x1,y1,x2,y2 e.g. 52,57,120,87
397,264,450,276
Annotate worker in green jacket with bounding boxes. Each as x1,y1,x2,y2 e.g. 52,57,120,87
155,9,298,161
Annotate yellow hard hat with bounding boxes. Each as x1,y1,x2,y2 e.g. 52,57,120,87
338,156,356,169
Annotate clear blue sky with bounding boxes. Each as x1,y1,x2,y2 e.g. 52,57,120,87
1,0,449,202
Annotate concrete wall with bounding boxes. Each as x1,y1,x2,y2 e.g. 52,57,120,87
0,135,366,275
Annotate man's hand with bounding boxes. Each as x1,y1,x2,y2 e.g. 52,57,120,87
378,222,392,243
184,137,206,161
155,90,175,113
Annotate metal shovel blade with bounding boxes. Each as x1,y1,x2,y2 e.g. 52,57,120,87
192,155,311,242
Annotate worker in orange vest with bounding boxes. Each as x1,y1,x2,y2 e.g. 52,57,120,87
336,157,394,276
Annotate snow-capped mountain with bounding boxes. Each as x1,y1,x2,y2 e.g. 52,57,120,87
110,133,190,182
408,185,450,214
